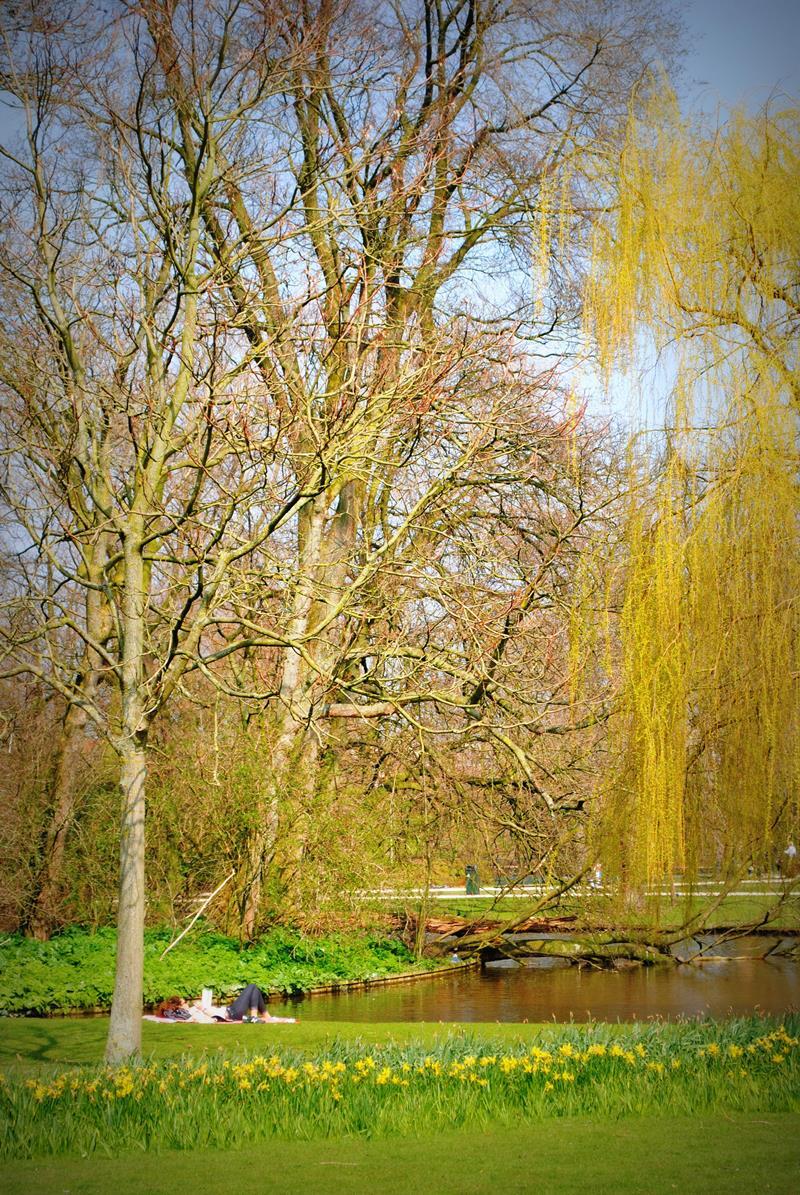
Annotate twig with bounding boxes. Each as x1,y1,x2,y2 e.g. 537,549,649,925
159,872,235,961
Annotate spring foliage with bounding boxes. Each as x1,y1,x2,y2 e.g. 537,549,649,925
0,928,415,1015
585,90,800,883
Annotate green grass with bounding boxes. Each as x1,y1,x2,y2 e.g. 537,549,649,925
692,896,800,929
2,1015,798,1070
0,1114,797,1194
0,1018,622,1069
426,890,800,930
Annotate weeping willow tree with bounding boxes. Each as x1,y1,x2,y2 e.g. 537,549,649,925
585,89,800,889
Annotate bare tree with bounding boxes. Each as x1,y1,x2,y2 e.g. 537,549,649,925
142,0,671,932
0,9,317,1059
0,0,675,1058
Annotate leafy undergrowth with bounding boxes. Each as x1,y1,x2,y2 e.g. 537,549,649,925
0,927,421,1015
1,1018,798,1160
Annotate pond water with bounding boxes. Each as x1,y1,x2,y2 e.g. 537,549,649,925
269,950,800,1024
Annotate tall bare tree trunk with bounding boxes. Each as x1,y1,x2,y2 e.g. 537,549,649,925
240,712,303,938
240,500,326,936
105,736,147,1063
106,529,148,1064
25,579,108,939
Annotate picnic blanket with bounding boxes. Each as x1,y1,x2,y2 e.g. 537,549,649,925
143,1014,296,1023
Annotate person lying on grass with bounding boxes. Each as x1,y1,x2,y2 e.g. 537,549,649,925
154,983,296,1023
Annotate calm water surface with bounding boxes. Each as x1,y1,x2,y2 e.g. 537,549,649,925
270,955,800,1023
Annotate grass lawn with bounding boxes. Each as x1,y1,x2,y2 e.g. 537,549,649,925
2,1018,798,1192
0,1113,797,1194
0,1018,611,1069
2,1013,798,1069
425,891,800,931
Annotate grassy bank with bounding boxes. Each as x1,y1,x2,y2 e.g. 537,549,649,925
2,1114,798,1194
0,927,423,1015
1,1018,797,1161
5,1016,799,1070
424,888,800,930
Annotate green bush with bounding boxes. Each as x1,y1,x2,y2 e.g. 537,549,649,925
0,927,418,1014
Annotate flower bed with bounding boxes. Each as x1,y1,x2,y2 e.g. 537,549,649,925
2,1020,798,1159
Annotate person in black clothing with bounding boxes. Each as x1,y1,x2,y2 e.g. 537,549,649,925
227,983,267,1021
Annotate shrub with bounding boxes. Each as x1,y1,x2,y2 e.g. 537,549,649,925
0,927,419,1014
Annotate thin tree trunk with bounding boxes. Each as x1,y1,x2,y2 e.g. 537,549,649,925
241,500,325,937
25,580,108,939
240,763,283,939
240,711,309,938
106,526,148,1064
105,738,148,1063
24,698,89,939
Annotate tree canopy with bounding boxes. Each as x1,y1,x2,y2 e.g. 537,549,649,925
586,89,800,885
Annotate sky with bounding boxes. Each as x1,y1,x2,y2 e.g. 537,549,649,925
679,0,799,112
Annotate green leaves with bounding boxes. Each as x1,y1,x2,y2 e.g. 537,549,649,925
0,928,416,1014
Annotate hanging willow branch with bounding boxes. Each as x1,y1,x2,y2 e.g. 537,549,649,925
582,87,800,887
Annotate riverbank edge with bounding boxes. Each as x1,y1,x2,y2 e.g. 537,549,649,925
7,957,481,1019
271,955,481,999
4,918,796,1018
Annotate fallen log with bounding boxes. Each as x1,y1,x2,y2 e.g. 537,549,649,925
437,929,675,967
505,938,673,966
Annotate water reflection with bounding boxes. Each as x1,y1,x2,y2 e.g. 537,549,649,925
270,957,800,1023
